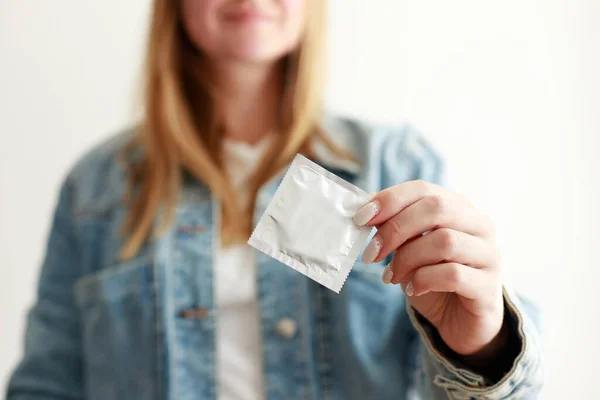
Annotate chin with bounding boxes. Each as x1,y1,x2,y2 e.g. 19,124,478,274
221,35,294,64
227,47,290,64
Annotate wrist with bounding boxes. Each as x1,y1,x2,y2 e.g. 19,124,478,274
460,315,510,369
457,303,522,382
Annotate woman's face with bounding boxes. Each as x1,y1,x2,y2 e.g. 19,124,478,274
181,0,306,64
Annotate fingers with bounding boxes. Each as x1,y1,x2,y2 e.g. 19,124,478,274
387,228,497,284
354,180,449,227
409,262,488,300
362,194,493,263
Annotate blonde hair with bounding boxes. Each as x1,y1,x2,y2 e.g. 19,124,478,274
121,0,344,259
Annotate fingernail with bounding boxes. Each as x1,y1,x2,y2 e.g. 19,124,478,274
353,201,379,226
362,236,381,264
381,264,394,284
404,281,414,296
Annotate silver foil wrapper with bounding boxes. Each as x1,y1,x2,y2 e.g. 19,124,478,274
248,154,372,293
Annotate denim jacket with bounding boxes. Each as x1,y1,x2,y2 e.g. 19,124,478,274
7,117,544,400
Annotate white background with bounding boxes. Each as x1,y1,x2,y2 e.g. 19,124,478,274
1,0,598,398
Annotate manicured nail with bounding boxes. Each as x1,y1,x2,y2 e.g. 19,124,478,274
353,201,379,226
404,281,414,296
381,264,394,284
362,236,381,264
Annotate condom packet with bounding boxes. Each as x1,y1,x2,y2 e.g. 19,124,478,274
248,154,373,293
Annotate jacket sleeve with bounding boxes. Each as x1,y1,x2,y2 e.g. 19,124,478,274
379,125,544,399
6,177,85,400
409,289,544,399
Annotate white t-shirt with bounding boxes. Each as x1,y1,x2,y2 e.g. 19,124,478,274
214,136,271,400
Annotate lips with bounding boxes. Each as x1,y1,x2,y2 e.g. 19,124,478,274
222,9,273,24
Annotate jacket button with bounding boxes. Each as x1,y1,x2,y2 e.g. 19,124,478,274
179,308,209,319
275,318,297,339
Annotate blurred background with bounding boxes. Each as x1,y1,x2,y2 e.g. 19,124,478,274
1,0,598,398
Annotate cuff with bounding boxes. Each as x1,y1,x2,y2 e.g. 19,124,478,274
407,287,544,399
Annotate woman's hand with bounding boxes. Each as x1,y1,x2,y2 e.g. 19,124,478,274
353,181,505,357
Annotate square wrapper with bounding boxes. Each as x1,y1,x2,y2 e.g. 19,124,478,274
248,154,373,293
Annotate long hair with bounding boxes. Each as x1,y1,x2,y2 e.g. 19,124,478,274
121,0,340,259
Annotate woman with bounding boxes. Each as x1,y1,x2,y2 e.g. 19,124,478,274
7,0,543,399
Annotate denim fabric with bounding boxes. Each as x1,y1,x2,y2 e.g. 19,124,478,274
7,117,543,399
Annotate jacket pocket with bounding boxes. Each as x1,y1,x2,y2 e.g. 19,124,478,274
344,261,394,318
74,255,159,400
